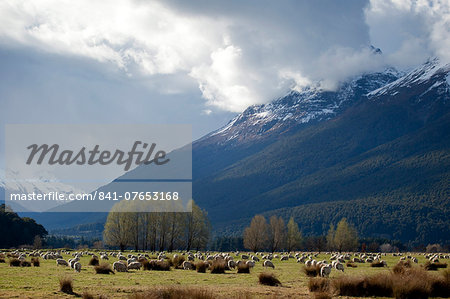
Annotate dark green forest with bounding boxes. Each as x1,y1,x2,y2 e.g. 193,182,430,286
0,204,47,248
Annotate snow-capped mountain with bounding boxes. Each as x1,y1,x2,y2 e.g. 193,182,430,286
201,68,401,146
368,58,450,100
0,170,86,212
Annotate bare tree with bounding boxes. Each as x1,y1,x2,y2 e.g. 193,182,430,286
268,216,286,252
185,200,210,251
243,215,268,252
103,201,132,251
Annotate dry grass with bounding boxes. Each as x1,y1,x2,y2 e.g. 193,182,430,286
313,292,332,299
393,260,411,274
331,265,450,298
195,261,208,273
171,256,185,269
424,261,447,271
82,291,94,299
9,258,21,267
59,275,74,294
88,257,99,266
130,286,214,299
94,263,114,274
346,262,357,268
302,265,321,277
31,257,40,267
20,260,31,267
236,263,250,274
143,260,171,271
370,260,385,267
258,272,281,287
308,277,330,293
210,260,226,274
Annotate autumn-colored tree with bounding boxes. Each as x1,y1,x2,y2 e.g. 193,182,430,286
333,218,358,252
243,215,268,252
286,217,302,251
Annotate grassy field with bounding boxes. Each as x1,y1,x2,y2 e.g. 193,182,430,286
0,251,448,298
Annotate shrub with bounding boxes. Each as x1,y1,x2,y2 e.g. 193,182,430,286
236,263,250,274
210,260,226,274
31,257,40,267
9,258,21,267
59,276,73,294
195,262,208,273
171,256,185,269
20,260,31,267
303,265,321,277
130,286,214,299
393,260,411,274
142,260,150,270
94,263,114,274
143,260,171,271
313,293,332,299
82,292,94,299
308,277,330,293
258,272,281,286
430,276,450,298
89,257,99,266
346,262,357,268
370,260,385,267
424,261,447,271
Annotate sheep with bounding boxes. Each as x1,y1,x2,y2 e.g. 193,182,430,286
127,262,142,270
182,261,194,270
320,265,332,277
334,262,344,272
241,254,249,260
127,258,137,265
263,260,275,269
228,260,236,269
100,255,109,260
68,258,79,268
56,259,68,266
119,255,127,261
280,255,289,261
246,260,255,268
113,261,127,272
73,262,81,272
252,256,260,262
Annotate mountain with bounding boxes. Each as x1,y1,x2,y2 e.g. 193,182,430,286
10,59,449,246
191,58,450,245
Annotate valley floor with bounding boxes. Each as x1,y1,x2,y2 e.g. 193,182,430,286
0,252,447,298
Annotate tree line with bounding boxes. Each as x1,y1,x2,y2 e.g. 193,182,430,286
103,200,211,251
0,204,48,248
243,215,358,252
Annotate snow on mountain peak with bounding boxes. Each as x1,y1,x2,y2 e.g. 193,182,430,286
206,68,401,144
368,58,450,98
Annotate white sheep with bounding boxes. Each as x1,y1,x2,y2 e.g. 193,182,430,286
228,260,236,269
182,261,194,270
113,261,127,272
73,262,81,272
263,260,275,269
127,262,142,270
56,259,68,266
320,265,332,277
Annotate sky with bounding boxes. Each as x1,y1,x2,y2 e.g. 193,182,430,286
0,0,449,171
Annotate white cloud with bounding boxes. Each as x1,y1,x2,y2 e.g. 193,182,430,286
365,0,450,67
0,0,447,113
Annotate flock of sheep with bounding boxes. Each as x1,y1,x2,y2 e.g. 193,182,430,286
3,249,449,276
